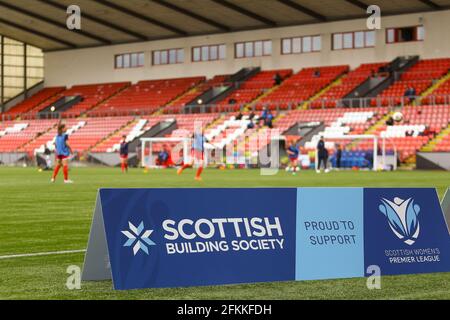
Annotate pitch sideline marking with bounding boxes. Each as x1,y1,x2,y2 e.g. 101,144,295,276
0,249,86,260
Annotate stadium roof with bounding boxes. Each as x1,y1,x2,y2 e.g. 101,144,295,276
0,0,449,51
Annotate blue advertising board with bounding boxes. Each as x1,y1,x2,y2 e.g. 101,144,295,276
82,188,450,290
364,188,450,275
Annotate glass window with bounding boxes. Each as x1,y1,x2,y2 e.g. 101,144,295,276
236,43,244,58
177,49,184,63
387,29,395,43
131,53,138,67
254,41,263,56
417,26,425,41
365,31,375,47
192,45,224,62
153,51,160,65
333,33,343,50
123,54,130,68
312,36,321,51
210,45,218,60
354,31,364,48
138,53,144,66
201,46,209,61
302,37,311,53
282,38,291,54
343,33,353,49
168,49,176,64
245,42,253,57
160,50,168,64
193,47,201,62
219,44,226,59
263,40,272,55
293,37,301,53
115,55,123,68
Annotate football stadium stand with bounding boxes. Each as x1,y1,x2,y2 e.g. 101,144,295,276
256,65,348,110
1,59,450,167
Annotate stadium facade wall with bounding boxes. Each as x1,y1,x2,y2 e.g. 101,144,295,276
45,10,450,87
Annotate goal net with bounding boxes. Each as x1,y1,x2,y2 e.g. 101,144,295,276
305,134,398,171
140,137,190,168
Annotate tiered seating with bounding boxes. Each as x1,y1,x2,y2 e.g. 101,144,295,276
371,80,432,106
216,70,292,112
205,114,253,148
373,59,450,106
310,62,387,108
3,87,65,118
22,119,83,154
61,82,130,117
423,77,450,105
274,107,385,135
303,109,383,152
257,65,349,110
401,58,450,81
149,114,219,154
356,105,450,160
163,75,231,114
91,118,150,153
164,114,218,138
89,77,205,116
433,128,450,152
67,117,133,153
0,120,56,152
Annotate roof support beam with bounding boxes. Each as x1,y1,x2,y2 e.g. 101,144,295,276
0,17,76,48
277,0,327,21
151,0,230,31
0,0,111,45
94,0,188,36
210,0,276,27
343,0,368,11
418,0,442,10
37,0,148,41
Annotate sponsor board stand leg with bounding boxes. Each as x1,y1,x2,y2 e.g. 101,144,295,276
441,188,450,234
81,192,112,281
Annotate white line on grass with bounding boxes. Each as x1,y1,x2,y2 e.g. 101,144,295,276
0,249,86,260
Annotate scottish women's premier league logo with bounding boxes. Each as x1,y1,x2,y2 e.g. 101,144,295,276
378,197,421,245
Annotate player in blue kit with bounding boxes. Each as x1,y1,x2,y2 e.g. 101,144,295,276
51,122,73,183
286,141,300,175
119,135,129,173
177,127,207,181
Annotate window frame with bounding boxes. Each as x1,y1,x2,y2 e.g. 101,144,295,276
192,44,226,62
152,48,184,65
114,52,144,69
281,35,322,55
385,25,424,44
332,30,376,50
234,40,272,59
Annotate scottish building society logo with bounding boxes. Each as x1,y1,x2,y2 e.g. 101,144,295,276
378,197,421,245
121,221,156,255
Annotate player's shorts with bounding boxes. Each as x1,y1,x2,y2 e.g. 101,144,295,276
57,155,69,160
289,157,298,163
120,154,128,160
191,149,204,161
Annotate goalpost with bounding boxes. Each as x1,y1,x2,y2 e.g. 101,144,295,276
313,134,398,171
141,137,190,168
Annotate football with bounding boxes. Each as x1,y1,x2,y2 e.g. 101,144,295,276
393,111,404,122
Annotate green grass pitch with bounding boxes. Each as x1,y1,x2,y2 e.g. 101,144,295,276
0,167,449,300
